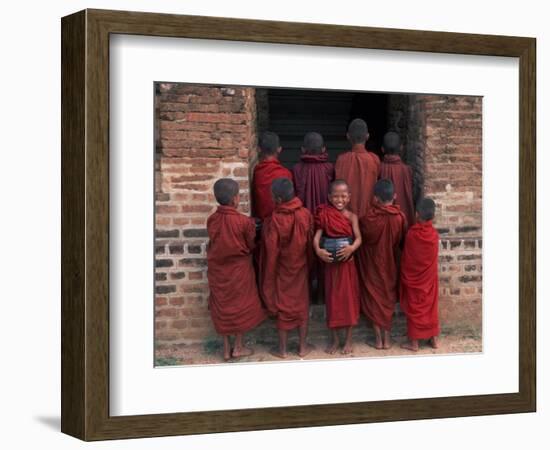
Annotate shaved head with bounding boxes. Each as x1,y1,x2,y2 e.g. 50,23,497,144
417,197,436,221
213,178,239,205
374,179,394,203
383,131,401,155
329,179,350,194
302,132,325,154
347,118,369,144
271,177,295,203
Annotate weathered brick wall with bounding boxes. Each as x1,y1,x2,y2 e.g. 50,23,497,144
412,95,483,334
154,84,257,347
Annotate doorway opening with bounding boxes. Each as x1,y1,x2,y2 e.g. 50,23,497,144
256,88,390,169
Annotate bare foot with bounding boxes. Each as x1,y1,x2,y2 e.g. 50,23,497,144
367,340,383,350
325,343,339,354
223,350,232,362
232,346,254,358
269,349,288,359
400,341,419,352
298,344,315,358
383,338,392,350
341,343,353,355
430,336,439,349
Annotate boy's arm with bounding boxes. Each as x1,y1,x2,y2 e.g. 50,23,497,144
336,213,362,262
313,228,333,264
244,218,257,252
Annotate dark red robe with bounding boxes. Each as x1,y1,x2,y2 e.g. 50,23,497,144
400,220,440,340
252,158,294,221
379,154,415,227
357,203,407,330
259,197,313,330
206,206,267,335
315,204,360,329
292,153,334,213
335,144,380,219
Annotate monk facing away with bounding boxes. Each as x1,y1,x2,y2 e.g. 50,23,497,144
252,131,294,222
260,177,314,359
400,198,440,352
292,131,335,213
206,178,267,361
335,118,380,219
357,179,407,350
314,180,362,355
379,131,415,227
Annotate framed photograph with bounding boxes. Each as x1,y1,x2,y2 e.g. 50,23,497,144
61,9,536,441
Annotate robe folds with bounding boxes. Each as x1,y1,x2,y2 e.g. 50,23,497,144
292,153,335,213
206,206,267,335
315,204,360,329
400,220,440,340
357,203,407,330
335,144,380,219
379,154,415,227
260,197,313,330
252,158,294,221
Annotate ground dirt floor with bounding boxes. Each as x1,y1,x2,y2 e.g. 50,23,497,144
155,306,482,366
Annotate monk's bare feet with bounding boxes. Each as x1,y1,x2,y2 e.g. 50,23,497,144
382,331,392,349
270,349,288,359
400,340,419,352
298,343,315,358
232,346,254,358
367,338,383,350
325,343,339,354
341,343,353,355
430,336,439,349
223,349,232,362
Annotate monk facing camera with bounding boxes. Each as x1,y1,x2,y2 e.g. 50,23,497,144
400,198,440,352
314,180,361,355
206,178,267,362
259,177,314,359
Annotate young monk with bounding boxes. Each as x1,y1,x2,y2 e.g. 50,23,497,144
260,177,314,358
357,179,407,350
206,178,267,361
400,198,440,352
292,131,335,213
252,131,294,221
335,118,380,218
379,131,415,227
314,180,361,355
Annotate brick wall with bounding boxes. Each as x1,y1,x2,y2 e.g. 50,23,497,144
154,84,257,347
410,95,483,334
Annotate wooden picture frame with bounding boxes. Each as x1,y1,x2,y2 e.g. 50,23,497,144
61,9,536,441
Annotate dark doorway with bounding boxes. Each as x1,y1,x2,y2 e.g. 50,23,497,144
257,88,390,169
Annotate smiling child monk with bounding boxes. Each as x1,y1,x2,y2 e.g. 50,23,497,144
260,177,314,359
314,180,362,355
206,178,267,361
357,179,407,350
400,198,440,352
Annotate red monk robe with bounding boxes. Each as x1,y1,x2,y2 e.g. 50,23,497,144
379,154,415,226
206,206,267,335
357,203,407,330
335,144,380,218
252,158,294,221
260,197,313,330
292,153,334,213
315,204,360,328
400,220,440,340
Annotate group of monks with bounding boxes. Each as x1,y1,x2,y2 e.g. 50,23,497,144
206,118,440,361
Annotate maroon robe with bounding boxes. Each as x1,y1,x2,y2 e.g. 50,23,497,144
400,220,440,340
206,206,267,335
252,158,294,221
335,144,380,219
292,153,334,213
260,197,313,330
357,203,407,330
379,154,415,226
315,204,360,328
